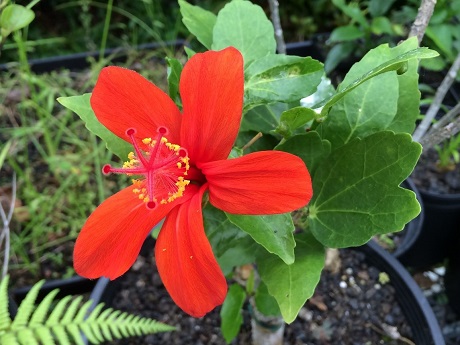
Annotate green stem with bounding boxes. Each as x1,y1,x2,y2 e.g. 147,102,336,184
99,0,114,61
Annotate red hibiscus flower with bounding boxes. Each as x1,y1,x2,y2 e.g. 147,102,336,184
73,47,313,317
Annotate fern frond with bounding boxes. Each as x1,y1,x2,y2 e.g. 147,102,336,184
12,280,45,329
0,276,175,345
0,276,12,331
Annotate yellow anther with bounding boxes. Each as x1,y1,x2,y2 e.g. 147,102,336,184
132,179,142,187
127,134,190,206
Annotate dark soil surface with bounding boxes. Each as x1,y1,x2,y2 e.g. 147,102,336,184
416,268,460,345
412,148,460,195
102,243,414,345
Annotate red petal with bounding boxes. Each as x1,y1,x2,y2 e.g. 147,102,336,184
200,151,313,214
73,185,196,280
91,66,182,144
180,47,244,163
155,184,227,317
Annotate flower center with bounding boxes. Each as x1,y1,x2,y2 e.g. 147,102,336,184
102,126,190,209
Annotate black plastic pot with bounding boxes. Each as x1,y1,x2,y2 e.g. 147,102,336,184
397,189,460,269
285,40,324,61
0,40,187,73
8,294,18,319
89,237,444,345
360,241,445,345
2,40,321,75
11,275,97,306
444,226,460,318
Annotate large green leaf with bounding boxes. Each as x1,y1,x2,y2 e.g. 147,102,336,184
212,0,276,64
0,4,35,36
317,40,435,149
257,233,325,323
220,284,246,344
204,205,250,258
244,54,323,107
203,205,257,274
57,94,131,160
226,212,295,265
317,71,399,150
307,131,422,248
336,37,422,135
254,281,281,317
178,0,216,49
276,132,331,176
386,38,422,134
317,44,438,119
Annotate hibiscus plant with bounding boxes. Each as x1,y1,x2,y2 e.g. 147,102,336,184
58,0,438,342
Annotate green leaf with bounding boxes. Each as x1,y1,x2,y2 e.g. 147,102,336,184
244,54,323,107
203,205,257,274
308,131,422,248
368,0,396,17
426,24,454,60
275,107,316,138
226,212,295,264
300,76,335,109
178,0,216,49
329,25,364,42
319,38,425,148
58,94,131,160
166,57,183,105
241,103,288,133
318,43,439,119
183,46,196,58
386,38,422,134
318,70,399,150
220,284,246,344
276,132,331,176
212,0,276,64
371,17,394,35
0,4,35,36
332,0,367,27
257,233,325,323
420,55,446,71
324,42,355,74
254,281,280,316
204,205,251,258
